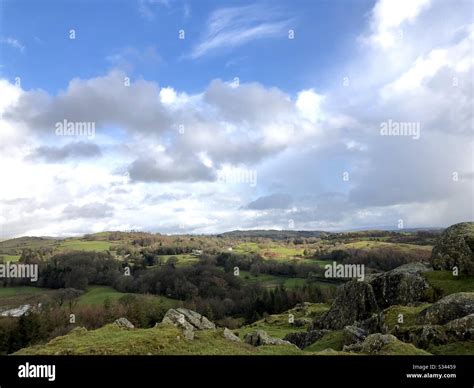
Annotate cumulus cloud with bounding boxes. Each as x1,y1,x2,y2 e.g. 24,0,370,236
1,0,473,238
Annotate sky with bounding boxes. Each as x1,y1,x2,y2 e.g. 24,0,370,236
0,0,473,238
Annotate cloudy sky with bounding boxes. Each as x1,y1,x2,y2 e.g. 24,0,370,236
0,0,473,238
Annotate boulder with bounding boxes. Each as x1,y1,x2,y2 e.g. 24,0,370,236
419,292,474,325
114,317,134,329
315,280,379,330
175,308,216,330
244,330,292,346
444,314,474,340
343,325,367,346
409,325,448,349
360,333,398,354
368,262,432,308
431,222,474,275
162,309,195,331
223,328,241,342
283,329,329,349
162,308,216,332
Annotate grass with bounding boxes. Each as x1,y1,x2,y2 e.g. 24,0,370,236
77,286,127,306
428,341,474,355
237,303,330,340
58,240,112,252
238,271,306,289
424,271,474,296
339,240,433,252
378,341,431,355
383,304,432,331
77,286,179,310
155,254,199,266
0,286,45,297
304,330,344,352
14,324,307,355
0,255,21,262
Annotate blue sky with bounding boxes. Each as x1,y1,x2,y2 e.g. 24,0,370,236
1,0,372,94
0,0,473,237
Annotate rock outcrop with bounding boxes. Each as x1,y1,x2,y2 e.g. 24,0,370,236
315,280,379,330
223,328,241,342
368,262,432,308
283,329,329,349
244,330,293,346
344,333,398,354
114,317,134,329
343,325,367,346
419,292,474,325
444,314,474,340
431,222,474,275
162,308,216,331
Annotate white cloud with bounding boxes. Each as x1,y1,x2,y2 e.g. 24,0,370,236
190,5,291,58
0,37,25,52
364,0,432,49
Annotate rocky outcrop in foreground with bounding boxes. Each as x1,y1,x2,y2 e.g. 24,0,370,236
419,292,474,325
244,330,293,346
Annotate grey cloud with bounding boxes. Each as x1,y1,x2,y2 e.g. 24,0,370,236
245,193,293,210
5,71,171,135
62,203,114,219
29,142,102,162
128,156,215,183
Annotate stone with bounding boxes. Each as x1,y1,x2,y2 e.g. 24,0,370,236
223,328,241,342
315,280,379,330
343,325,367,346
419,292,474,325
283,329,329,349
244,330,292,346
114,317,134,329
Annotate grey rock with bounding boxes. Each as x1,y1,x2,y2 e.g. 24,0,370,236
244,330,292,346
419,292,474,325
343,325,367,346
315,280,379,330
283,329,329,349
444,314,474,340
223,328,241,342
162,308,215,332
114,317,134,329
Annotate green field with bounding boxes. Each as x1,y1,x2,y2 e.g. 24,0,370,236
58,240,112,252
339,240,433,252
77,286,179,310
0,255,21,262
0,286,45,297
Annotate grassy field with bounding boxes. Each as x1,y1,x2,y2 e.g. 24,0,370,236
58,240,112,252
0,286,45,297
77,286,179,310
339,240,433,252
155,254,199,266
424,271,474,296
238,271,307,289
0,255,21,262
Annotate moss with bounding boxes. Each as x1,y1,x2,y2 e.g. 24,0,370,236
378,341,431,355
383,304,431,331
304,330,344,352
428,341,474,355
